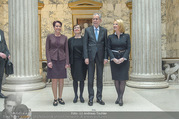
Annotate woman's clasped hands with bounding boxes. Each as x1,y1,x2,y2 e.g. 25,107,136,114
113,58,124,64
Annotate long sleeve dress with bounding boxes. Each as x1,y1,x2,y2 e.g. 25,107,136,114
68,36,87,81
107,33,131,80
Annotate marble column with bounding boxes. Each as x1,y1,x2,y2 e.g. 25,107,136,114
127,0,168,88
2,0,46,91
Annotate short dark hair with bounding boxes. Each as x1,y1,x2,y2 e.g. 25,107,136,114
53,21,62,27
73,24,82,31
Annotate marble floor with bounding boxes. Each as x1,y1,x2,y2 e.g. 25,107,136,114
0,84,179,112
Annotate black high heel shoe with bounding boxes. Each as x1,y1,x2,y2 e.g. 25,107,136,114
119,98,123,106
58,98,65,105
80,96,85,103
115,98,119,104
73,96,78,103
53,99,58,106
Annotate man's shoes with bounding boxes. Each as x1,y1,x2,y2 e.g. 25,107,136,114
97,99,105,105
88,100,93,106
0,93,7,98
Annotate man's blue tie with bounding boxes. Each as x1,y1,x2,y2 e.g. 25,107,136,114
95,28,98,41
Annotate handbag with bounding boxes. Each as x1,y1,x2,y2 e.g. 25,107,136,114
5,58,14,76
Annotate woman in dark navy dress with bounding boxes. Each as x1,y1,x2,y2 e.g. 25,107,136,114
108,19,131,106
68,25,87,103
46,21,69,106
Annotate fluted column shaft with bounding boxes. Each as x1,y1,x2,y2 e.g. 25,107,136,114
127,0,168,88
3,0,45,91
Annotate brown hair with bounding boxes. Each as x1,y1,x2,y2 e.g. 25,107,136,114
73,24,82,31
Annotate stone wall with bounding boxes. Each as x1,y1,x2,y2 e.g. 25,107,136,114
161,0,167,58
166,0,179,58
0,0,177,59
0,0,8,45
0,0,3,30
40,0,73,59
40,0,131,60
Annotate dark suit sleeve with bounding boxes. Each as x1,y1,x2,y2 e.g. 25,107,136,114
104,29,108,59
83,28,88,59
2,31,10,57
107,35,115,59
123,34,131,59
46,35,51,63
65,36,69,65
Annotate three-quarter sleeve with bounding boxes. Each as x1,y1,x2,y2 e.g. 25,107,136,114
46,35,51,63
107,36,115,60
65,36,69,65
123,34,131,59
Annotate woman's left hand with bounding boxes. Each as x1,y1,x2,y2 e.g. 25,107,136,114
119,58,124,63
65,64,69,68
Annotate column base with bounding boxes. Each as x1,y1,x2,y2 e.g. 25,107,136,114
127,74,169,88
127,80,169,89
2,75,46,91
2,82,46,91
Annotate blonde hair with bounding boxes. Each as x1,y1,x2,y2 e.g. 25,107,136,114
113,19,125,33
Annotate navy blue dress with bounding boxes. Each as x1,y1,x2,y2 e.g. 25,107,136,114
107,33,131,80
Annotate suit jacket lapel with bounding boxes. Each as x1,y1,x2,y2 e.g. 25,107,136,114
90,26,97,42
98,26,103,42
98,26,102,41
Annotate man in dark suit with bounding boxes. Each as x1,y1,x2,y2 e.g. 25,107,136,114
0,29,10,98
83,13,108,106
